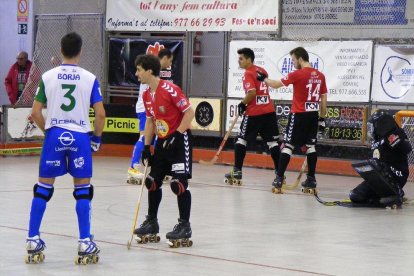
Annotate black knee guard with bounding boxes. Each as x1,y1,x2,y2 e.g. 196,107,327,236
33,183,54,202
170,179,188,196
349,189,368,203
145,175,159,192
73,184,94,200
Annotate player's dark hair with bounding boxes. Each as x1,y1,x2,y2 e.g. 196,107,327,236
135,54,160,76
237,48,255,62
61,32,82,58
158,48,172,59
290,47,309,62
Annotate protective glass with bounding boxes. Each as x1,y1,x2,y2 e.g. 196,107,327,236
367,122,374,139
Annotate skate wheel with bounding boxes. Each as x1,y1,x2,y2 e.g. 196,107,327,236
224,178,230,184
82,257,89,265
232,179,238,185
187,240,193,247
25,255,30,264
92,255,99,264
272,187,283,194
156,236,161,242
39,253,45,262
75,257,80,265
127,179,131,184
175,240,181,248
143,236,149,243
33,255,40,263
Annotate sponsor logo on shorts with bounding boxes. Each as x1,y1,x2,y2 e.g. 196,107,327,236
46,160,61,167
58,132,75,146
74,157,85,168
172,163,185,172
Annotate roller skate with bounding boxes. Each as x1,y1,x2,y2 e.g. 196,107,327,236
301,175,317,194
224,169,242,186
75,236,100,265
166,219,193,248
133,215,161,244
127,167,144,185
380,195,403,209
25,235,46,264
271,175,285,194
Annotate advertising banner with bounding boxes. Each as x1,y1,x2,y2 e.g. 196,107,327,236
190,98,221,132
108,38,183,88
228,40,373,103
106,0,278,32
283,0,410,26
371,45,414,103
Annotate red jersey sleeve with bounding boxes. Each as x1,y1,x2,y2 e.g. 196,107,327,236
243,70,256,93
280,70,299,86
165,82,191,112
320,75,328,95
142,90,153,117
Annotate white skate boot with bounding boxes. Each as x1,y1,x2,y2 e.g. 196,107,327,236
127,167,144,185
75,237,100,265
25,235,46,264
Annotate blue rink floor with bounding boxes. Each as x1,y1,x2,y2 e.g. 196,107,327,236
1,156,414,276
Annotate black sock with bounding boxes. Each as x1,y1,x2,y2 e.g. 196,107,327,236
270,146,281,171
177,190,191,221
148,189,162,218
306,152,317,177
277,153,291,177
234,144,246,170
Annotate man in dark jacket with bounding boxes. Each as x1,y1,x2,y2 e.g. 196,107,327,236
4,51,32,105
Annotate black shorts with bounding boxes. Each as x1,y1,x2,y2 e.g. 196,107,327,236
237,112,279,144
284,111,318,147
150,130,193,181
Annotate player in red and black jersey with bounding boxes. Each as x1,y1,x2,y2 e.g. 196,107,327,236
259,47,328,192
225,48,281,186
133,54,195,246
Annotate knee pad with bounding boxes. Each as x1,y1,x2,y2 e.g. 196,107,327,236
267,141,279,149
145,175,159,192
235,138,247,146
305,144,316,154
281,143,294,155
170,179,188,196
349,189,367,203
33,183,54,202
73,184,94,201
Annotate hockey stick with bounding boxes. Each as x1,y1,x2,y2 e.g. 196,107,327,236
199,114,239,166
127,164,149,250
282,158,307,190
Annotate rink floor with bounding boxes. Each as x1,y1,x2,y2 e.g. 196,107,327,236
1,156,414,276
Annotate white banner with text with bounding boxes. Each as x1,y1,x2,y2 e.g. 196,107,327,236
228,40,373,102
371,45,414,103
106,0,279,32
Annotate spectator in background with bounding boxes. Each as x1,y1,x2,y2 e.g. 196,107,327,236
4,51,32,105
16,56,61,107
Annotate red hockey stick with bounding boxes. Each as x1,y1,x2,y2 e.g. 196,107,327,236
199,114,240,166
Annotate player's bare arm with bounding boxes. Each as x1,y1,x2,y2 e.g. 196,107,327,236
319,94,327,118
264,78,284,89
144,117,155,145
243,89,256,104
93,101,106,136
31,100,46,132
177,107,195,133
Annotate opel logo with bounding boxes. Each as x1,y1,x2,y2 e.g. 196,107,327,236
58,132,75,146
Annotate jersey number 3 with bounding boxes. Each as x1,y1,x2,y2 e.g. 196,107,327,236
61,84,76,111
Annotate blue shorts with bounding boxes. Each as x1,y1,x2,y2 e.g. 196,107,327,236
39,127,93,178
137,112,146,132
